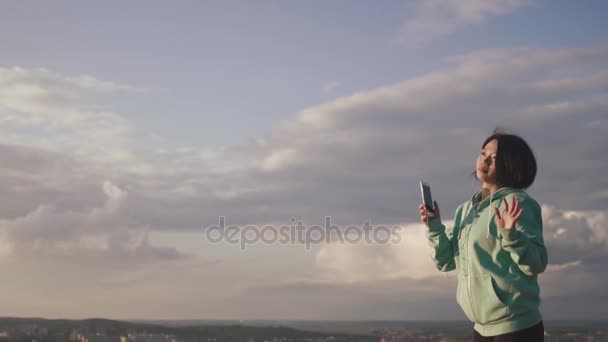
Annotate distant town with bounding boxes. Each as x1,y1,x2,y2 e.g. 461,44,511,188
1,318,607,341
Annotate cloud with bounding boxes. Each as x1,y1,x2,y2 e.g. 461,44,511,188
0,178,188,265
541,204,608,264
395,0,535,44
0,67,154,168
240,276,462,320
322,81,340,93
66,73,148,93
313,222,447,283
261,147,298,172
545,260,581,272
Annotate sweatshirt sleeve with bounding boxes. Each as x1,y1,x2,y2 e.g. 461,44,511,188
425,205,463,272
498,195,548,276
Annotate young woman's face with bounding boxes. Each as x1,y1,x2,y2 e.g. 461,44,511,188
476,139,498,185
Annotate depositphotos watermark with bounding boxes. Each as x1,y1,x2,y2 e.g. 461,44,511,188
203,216,402,251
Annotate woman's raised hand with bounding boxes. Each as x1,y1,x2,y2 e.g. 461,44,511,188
419,201,440,224
494,197,523,229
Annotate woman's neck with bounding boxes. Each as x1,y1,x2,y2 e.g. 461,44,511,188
480,183,504,201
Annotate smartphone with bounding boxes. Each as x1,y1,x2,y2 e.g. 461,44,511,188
419,181,435,216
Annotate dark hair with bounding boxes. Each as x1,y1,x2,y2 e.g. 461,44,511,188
480,129,537,189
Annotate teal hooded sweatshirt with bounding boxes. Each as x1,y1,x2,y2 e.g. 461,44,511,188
426,187,548,337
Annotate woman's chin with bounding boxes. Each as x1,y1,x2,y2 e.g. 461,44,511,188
476,173,493,183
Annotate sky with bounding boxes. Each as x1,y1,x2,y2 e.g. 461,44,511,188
1,0,607,321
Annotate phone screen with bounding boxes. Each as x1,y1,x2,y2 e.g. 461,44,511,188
420,182,434,213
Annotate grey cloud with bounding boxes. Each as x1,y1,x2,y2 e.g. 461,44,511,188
0,67,157,170
241,276,462,320
395,0,534,45
0,149,190,265
542,205,608,265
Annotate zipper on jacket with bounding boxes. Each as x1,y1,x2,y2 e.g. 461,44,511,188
467,259,479,323
464,204,480,323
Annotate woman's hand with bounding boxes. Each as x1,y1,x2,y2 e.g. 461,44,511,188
419,201,440,224
494,197,523,229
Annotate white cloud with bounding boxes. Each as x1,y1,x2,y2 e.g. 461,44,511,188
0,180,188,265
66,73,147,93
0,67,152,168
541,204,608,267
261,147,298,172
313,222,452,283
546,260,581,272
543,204,608,245
322,81,340,93
396,0,534,44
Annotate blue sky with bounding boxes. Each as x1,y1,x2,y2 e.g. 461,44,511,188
1,0,608,320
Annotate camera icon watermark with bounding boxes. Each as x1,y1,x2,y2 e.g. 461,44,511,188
203,216,402,251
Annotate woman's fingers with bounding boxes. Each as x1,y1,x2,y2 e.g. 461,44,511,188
494,207,502,220
514,207,524,220
419,202,440,224
503,197,509,212
509,198,521,216
419,203,428,223
420,203,429,214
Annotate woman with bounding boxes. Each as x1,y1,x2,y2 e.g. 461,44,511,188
419,131,548,341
